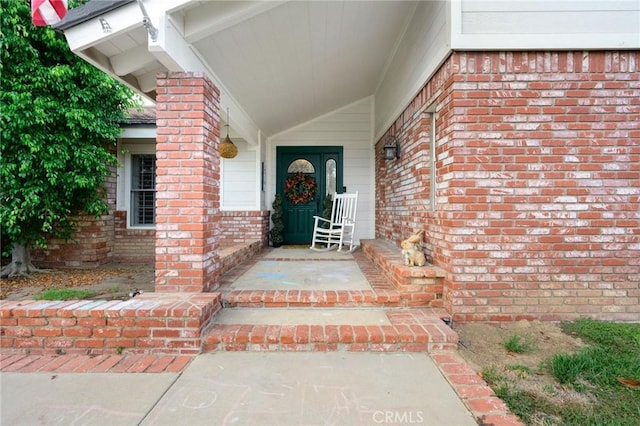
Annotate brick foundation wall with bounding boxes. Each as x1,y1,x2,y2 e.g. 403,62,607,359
219,210,270,248
376,50,640,323
32,161,156,266
112,210,267,264
112,211,155,263
37,207,267,268
32,214,113,268
32,164,117,268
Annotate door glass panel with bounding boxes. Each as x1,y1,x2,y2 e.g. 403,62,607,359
287,159,315,173
326,159,336,195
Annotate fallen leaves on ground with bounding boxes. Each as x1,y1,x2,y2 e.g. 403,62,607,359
618,377,640,389
0,268,128,299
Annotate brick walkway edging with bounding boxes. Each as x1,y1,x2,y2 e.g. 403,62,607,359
0,351,193,373
431,350,524,426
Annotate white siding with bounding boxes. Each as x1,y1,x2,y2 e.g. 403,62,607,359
374,0,451,140
452,0,640,50
268,98,375,243
221,139,260,210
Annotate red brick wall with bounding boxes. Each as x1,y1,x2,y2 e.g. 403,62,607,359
0,293,220,355
33,164,117,268
112,210,268,264
37,208,267,269
112,211,155,263
32,214,113,268
376,51,640,323
155,72,221,292
219,210,270,248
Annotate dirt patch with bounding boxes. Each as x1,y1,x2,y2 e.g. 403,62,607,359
455,320,590,424
456,319,585,372
0,263,155,301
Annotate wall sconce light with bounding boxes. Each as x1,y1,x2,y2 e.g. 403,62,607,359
219,108,238,159
383,135,400,160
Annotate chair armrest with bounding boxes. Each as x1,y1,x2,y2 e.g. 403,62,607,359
312,216,331,224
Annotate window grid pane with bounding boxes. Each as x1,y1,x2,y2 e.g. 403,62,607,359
132,155,156,189
131,154,156,226
132,191,155,225
287,159,315,173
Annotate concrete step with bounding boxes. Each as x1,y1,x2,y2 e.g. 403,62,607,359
215,308,392,326
202,308,457,353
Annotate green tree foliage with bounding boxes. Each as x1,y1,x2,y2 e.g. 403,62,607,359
0,1,136,270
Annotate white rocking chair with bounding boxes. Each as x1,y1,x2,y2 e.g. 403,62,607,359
310,192,358,253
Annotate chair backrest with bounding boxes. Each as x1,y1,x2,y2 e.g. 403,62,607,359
331,192,358,225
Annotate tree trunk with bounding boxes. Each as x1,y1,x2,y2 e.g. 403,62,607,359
0,244,43,278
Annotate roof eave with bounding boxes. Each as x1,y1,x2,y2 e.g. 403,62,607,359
54,0,135,30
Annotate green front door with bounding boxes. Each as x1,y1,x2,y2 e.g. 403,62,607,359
276,147,343,245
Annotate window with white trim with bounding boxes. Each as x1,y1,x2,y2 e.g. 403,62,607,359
130,154,156,226
116,140,156,228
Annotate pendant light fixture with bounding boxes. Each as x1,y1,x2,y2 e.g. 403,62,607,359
219,107,238,159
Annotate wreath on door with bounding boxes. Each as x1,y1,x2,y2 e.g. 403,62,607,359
284,171,316,204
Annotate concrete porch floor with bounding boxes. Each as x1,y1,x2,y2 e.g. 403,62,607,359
229,251,370,291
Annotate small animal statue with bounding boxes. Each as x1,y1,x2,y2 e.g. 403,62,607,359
401,230,426,267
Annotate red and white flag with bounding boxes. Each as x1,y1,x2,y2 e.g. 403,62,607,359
32,0,68,27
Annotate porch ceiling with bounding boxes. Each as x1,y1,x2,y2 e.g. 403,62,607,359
59,0,418,139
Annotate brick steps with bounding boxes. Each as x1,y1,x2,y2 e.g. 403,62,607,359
208,243,456,353
361,239,446,305
202,308,456,352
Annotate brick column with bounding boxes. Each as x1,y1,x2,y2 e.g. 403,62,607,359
155,72,220,292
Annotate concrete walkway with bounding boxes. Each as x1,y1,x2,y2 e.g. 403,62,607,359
2,352,477,426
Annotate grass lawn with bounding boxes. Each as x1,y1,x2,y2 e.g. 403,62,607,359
483,318,640,425
34,288,97,300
